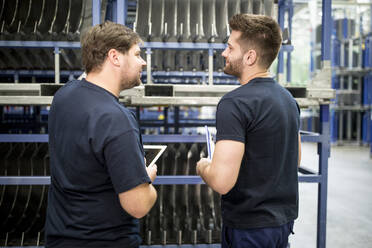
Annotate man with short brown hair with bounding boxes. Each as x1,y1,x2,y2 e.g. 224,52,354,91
45,21,157,248
197,14,301,248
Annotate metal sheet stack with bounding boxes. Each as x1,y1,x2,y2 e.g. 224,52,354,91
0,142,225,246
140,143,221,245
0,0,275,73
135,0,275,73
0,0,107,71
0,143,49,246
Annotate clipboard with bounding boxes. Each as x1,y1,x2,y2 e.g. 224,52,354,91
143,145,167,167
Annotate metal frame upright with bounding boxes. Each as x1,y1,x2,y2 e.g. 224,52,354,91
363,3,372,157
316,1,331,247
370,4,372,157
361,20,370,155
277,0,294,85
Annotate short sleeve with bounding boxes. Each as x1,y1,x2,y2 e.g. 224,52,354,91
295,100,301,126
215,98,248,143
104,130,151,194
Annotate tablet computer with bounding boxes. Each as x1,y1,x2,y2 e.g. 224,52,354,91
143,145,167,167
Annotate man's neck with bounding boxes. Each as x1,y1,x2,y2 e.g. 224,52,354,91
85,70,120,98
239,67,270,85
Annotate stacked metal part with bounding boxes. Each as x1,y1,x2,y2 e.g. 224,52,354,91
0,0,107,71
315,19,357,70
311,19,364,144
135,0,275,74
331,19,365,144
0,142,225,246
140,143,221,245
0,0,274,76
0,142,49,246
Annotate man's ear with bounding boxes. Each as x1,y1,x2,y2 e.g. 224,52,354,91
244,50,258,66
107,49,120,67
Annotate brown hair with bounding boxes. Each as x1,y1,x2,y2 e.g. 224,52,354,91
81,21,141,73
229,14,282,69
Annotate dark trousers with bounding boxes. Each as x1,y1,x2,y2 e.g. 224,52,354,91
222,221,294,248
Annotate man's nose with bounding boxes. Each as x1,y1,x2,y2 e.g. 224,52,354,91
221,49,227,57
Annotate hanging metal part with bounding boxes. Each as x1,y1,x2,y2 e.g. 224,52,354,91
177,0,191,42
241,0,253,14
0,0,105,71
216,0,229,43
203,0,218,42
190,0,205,42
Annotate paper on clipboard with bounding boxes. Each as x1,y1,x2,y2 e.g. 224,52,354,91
205,126,215,160
143,145,167,167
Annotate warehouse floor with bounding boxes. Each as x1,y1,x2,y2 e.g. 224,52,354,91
289,143,372,248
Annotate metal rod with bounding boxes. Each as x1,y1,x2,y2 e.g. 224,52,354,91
339,110,344,144
192,230,197,244
162,230,167,245
0,133,322,143
93,0,101,26
14,73,19,83
277,1,285,83
346,110,352,141
37,232,41,246
146,48,152,84
348,39,353,69
340,42,345,67
321,0,332,61
20,232,25,246
208,49,213,85
54,47,60,84
357,110,361,144
147,230,151,245
0,41,293,51
0,174,325,185
116,0,126,25
317,104,330,248
177,230,182,245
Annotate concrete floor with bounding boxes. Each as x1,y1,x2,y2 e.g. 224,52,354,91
289,143,372,248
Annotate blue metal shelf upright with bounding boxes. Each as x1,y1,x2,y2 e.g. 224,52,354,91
277,0,294,84
362,5,372,156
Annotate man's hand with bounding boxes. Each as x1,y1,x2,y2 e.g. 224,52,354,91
146,164,157,182
196,158,211,176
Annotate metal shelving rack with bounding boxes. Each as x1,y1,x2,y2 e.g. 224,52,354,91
0,0,333,247
0,126,329,248
328,5,372,152
333,21,364,145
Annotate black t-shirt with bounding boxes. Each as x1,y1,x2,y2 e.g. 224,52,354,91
216,77,300,229
45,79,151,247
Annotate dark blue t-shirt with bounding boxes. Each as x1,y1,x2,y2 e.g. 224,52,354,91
45,79,151,247
216,77,300,229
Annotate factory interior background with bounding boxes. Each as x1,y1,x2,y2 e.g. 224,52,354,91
0,0,372,247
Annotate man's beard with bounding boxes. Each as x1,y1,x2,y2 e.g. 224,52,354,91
121,75,142,91
131,77,142,87
223,57,243,78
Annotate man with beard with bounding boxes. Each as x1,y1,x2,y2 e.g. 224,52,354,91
196,14,301,248
45,21,157,248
